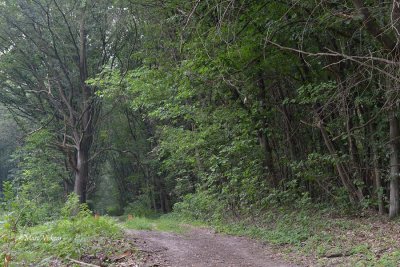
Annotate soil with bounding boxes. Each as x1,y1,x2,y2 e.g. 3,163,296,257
125,227,298,267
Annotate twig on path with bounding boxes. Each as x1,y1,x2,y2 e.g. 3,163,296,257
66,257,101,267
323,251,353,258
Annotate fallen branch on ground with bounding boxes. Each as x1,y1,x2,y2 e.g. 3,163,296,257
66,257,101,267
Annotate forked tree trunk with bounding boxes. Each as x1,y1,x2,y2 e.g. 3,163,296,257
73,4,94,203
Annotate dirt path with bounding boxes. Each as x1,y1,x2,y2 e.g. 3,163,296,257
125,227,298,267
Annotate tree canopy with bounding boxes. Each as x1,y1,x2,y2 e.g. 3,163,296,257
1,0,400,221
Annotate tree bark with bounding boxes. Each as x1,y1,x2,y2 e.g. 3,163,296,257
345,106,364,199
74,147,89,203
257,75,277,187
372,142,384,215
73,5,94,203
389,111,400,218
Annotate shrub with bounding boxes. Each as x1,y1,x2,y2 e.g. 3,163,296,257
173,191,221,221
1,181,59,227
61,193,92,219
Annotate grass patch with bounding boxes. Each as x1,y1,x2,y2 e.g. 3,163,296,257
0,216,125,266
124,214,191,233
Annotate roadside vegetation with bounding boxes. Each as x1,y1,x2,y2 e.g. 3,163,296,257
168,192,400,266
1,216,123,266
0,194,139,266
1,1,400,266
204,211,400,266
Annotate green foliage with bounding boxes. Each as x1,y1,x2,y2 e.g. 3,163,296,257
61,193,92,219
5,130,66,226
173,192,222,221
0,0,398,264
0,216,121,265
1,181,13,209
91,0,375,219
1,181,57,228
375,251,400,267
290,153,337,182
295,82,337,105
0,105,19,184
211,210,316,245
262,183,312,209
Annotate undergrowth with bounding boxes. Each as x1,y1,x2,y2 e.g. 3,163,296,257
0,194,125,266
0,216,122,266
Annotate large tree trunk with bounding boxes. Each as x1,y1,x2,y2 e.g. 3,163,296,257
73,5,94,203
389,112,400,218
373,143,384,215
388,0,400,220
74,147,89,203
370,123,384,214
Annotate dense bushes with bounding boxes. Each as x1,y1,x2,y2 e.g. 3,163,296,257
173,192,222,221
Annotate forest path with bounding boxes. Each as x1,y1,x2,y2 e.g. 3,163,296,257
125,226,297,267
